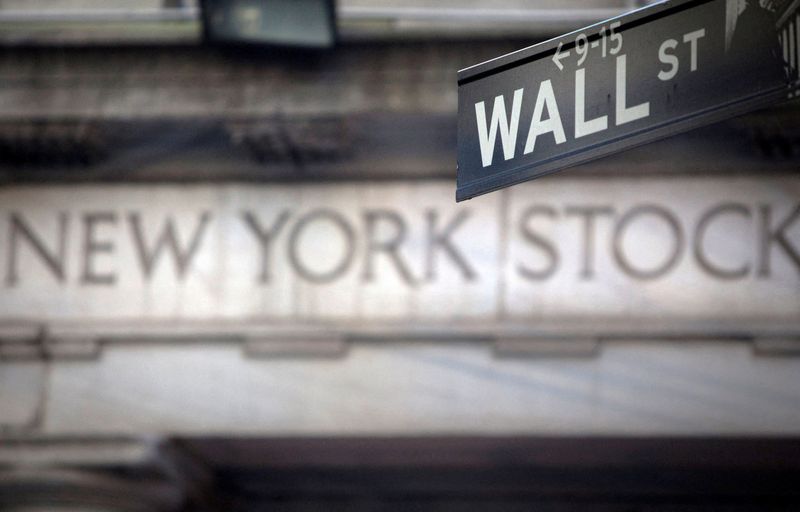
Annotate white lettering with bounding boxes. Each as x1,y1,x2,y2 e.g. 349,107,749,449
475,89,524,167
616,54,650,125
575,68,608,138
658,39,679,81
683,28,705,72
524,79,566,155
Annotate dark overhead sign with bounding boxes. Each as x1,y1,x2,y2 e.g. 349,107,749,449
201,0,337,48
456,0,800,201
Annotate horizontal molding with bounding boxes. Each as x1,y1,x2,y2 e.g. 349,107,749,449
0,6,629,44
2,318,799,360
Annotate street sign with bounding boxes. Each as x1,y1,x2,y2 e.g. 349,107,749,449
456,0,800,201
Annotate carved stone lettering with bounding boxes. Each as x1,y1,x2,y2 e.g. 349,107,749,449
0,180,797,321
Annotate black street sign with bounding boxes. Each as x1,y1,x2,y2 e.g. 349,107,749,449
456,0,800,201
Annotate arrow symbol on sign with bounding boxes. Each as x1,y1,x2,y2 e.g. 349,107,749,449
552,41,570,71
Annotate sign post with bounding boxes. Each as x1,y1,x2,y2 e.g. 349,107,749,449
456,0,800,201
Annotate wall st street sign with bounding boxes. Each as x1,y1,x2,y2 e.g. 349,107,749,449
456,0,800,201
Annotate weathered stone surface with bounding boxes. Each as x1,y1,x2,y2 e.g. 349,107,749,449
34,340,800,435
0,178,798,324
0,362,44,430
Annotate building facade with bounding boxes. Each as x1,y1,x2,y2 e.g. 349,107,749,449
1,2,799,510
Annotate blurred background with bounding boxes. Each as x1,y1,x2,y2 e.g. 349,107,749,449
1,1,800,511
